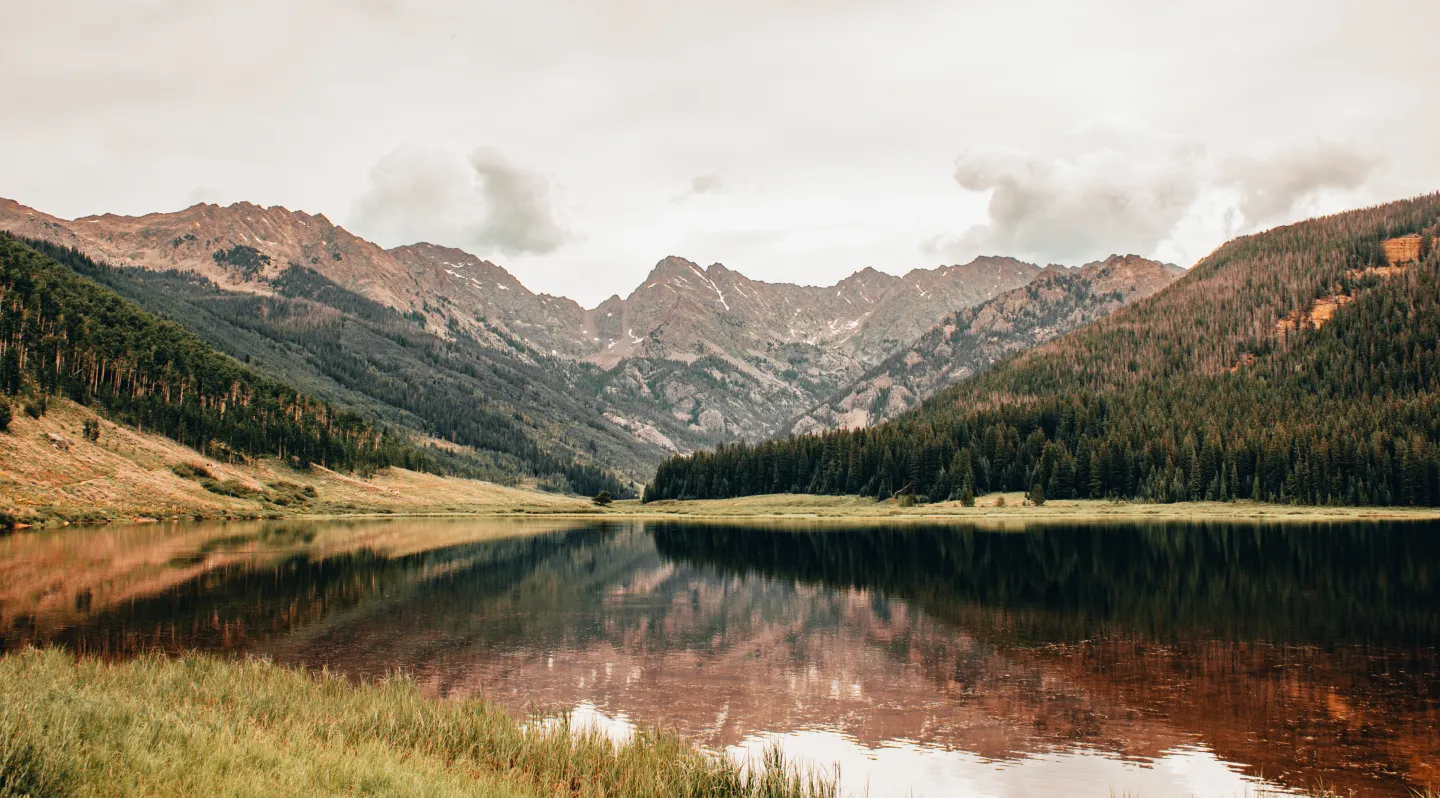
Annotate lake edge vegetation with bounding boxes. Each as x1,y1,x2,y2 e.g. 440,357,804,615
0,648,835,798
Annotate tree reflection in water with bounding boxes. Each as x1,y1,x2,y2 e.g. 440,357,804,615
2,518,1436,796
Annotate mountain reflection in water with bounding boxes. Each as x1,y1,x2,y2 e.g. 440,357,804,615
2,518,1437,797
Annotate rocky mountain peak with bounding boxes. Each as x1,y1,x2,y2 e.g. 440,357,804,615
638,256,707,289
387,242,529,293
1073,254,1181,294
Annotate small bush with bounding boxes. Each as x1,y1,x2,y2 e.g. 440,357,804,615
171,462,214,481
592,490,614,507
265,481,317,507
960,486,975,507
199,478,265,500
1028,483,1046,507
21,401,42,420
0,399,9,433
82,419,100,443
994,495,1007,507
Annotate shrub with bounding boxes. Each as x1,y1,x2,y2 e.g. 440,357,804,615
592,490,614,507
200,478,266,500
0,399,9,433
1029,483,1046,506
21,400,42,420
960,486,975,507
171,463,214,481
82,419,100,443
265,481,317,507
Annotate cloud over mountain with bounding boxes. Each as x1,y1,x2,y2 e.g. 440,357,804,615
350,145,569,255
930,133,1377,269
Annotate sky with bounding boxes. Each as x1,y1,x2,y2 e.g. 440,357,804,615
4,0,1439,307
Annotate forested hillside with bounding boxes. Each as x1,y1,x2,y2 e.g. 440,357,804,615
648,194,1440,506
14,237,640,496
0,234,416,472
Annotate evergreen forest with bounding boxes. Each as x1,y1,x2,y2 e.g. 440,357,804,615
647,194,1440,506
0,234,416,472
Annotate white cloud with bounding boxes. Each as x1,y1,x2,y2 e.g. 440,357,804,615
349,145,570,256
929,130,1378,269
1,0,1437,302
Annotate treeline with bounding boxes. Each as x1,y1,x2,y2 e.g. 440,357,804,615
21,237,634,497
648,194,1440,506
0,234,422,471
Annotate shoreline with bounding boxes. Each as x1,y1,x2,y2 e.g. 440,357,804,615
12,493,1440,532
8,400,1439,530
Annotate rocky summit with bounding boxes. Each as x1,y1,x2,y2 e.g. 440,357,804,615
790,254,1180,434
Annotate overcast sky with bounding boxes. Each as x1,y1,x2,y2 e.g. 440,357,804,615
5,0,1438,306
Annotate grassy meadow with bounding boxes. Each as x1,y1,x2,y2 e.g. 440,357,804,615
0,649,835,798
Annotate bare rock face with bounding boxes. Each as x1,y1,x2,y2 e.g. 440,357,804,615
1382,234,1425,266
791,254,1181,433
0,196,1054,451
576,255,1040,441
387,243,593,358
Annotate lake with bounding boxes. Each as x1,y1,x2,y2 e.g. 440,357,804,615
2,517,1437,797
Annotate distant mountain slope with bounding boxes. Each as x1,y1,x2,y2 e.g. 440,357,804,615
647,194,1440,507
792,255,1178,434
581,255,1039,441
16,238,645,495
0,234,418,474
0,197,1044,450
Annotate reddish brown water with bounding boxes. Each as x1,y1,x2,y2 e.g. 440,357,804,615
3,518,1438,797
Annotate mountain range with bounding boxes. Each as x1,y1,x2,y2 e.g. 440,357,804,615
790,254,1181,434
0,196,1177,486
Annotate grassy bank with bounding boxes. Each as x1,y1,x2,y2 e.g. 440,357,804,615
604,493,1440,523
0,648,834,798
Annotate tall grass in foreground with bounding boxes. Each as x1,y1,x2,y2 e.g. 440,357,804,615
0,648,836,797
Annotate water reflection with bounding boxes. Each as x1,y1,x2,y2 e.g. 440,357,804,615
1,518,1437,797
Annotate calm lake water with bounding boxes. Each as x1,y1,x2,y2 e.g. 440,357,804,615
3,517,1438,797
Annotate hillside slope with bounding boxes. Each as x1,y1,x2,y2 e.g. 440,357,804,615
16,237,652,493
0,397,586,525
792,255,1177,434
648,194,1440,506
0,235,420,474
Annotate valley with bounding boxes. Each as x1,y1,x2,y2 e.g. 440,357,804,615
0,198,1166,480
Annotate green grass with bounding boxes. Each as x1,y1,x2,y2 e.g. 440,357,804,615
0,649,835,797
